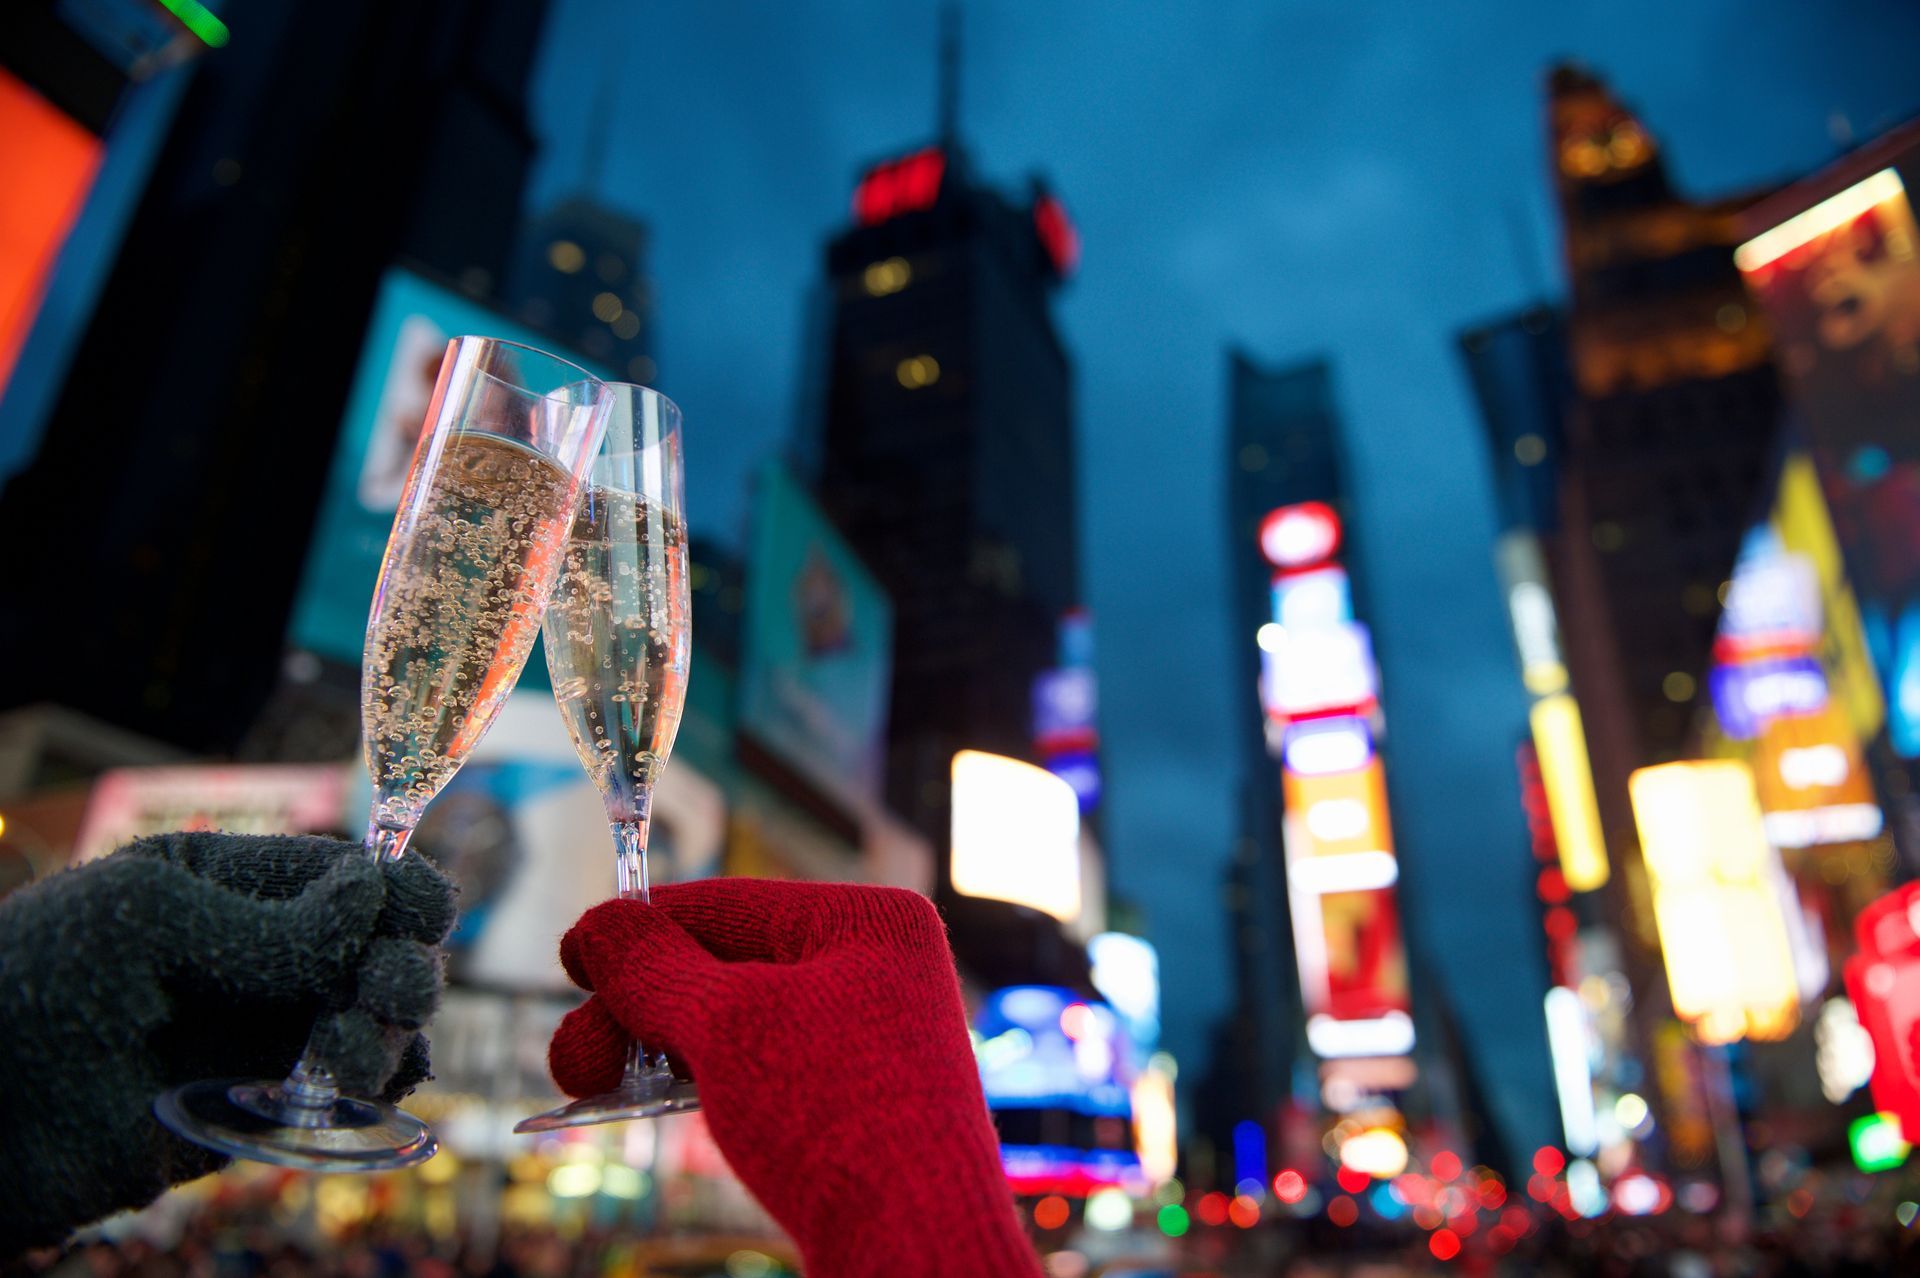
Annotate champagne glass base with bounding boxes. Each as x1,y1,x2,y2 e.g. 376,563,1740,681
514,1078,701,1132
155,1079,438,1172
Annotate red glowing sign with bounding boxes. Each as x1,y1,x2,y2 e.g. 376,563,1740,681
1844,881,1920,1138
1033,191,1080,277
1259,502,1342,570
852,147,947,225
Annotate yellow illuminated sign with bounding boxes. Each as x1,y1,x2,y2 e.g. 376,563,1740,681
1629,761,1800,1043
1773,454,1885,743
1530,695,1609,892
1282,759,1393,859
1132,1064,1178,1187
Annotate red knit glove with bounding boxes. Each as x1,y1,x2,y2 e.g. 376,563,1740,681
549,880,1044,1278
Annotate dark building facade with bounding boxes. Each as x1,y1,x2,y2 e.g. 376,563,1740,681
506,195,655,387
0,0,551,751
1545,64,1782,814
810,142,1080,844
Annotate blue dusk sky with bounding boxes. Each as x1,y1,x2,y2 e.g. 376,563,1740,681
525,0,1920,1148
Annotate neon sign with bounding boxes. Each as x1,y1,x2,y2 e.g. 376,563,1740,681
1258,502,1342,570
852,147,947,225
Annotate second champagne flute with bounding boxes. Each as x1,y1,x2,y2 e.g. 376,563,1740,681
517,383,694,1132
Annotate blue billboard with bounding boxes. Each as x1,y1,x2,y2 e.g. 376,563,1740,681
287,267,609,664
737,464,893,810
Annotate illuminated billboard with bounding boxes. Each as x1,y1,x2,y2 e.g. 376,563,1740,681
1529,695,1609,892
738,464,895,811
1088,932,1161,1060
1283,759,1393,862
1260,621,1378,722
1629,761,1802,1044
1737,163,1920,767
1256,494,1414,1065
1843,882,1920,1139
1706,485,1884,848
288,267,610,663
973,985,1141,1196
1258,501,1342,569
0,69,103,397
951,750,1081,922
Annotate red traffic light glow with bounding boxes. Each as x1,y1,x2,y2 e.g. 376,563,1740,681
853,147,947,225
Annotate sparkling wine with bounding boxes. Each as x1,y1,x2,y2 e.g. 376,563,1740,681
543,486,690,822
362,432,581,830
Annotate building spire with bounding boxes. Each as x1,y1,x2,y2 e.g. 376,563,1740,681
582,45,618,195
937,1,961,144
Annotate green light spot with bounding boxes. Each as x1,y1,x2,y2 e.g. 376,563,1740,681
158,0,231,48
1157,1203,1190,1237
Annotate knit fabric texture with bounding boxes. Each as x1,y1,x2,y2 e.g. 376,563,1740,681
0,833,455,1255
549,879,1045,1278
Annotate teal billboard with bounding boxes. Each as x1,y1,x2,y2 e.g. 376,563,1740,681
738,464,893,810
288,267,607,664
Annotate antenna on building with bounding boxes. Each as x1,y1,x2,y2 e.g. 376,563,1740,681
582,46,618,195
937,0,961,144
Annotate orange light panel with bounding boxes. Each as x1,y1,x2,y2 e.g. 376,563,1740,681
0,70,101,395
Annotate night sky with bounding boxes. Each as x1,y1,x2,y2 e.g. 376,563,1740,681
524,0,1920,1149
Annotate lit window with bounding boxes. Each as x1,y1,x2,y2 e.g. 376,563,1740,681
591,292,623,322
627,356,657,383
548,240,585,273
863,256,912,296
1514,434,1547,466
896,354,940,389
611,311,641,340
595,253,625,283
1662,671,1696,703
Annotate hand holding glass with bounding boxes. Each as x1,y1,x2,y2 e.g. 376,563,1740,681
516,383,694,1132
155,337,610,1170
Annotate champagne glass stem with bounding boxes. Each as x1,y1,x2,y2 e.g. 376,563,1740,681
612,813,652,903
365,822,414,862
265,819,418,1124
611,813,665,1084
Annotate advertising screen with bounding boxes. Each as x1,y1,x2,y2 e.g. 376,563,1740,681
73,764,353,862
288,267,608,664
1282,759,1393,860
974,984,1141,1197
950,750,1081,922
1707,470,1885,848
0,69,102,396
737,464,893,811
1738,163,1920,762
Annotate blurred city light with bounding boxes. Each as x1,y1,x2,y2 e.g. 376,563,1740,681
1528,694,1609,891
1083,1187,1132,1232
1544,987,1599,1155
950,751,1080,922
1630,760,1800,1042
1339,1127,1409,1179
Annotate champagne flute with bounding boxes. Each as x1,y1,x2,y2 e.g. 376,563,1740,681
516,383,694,1133
155,337,612,1170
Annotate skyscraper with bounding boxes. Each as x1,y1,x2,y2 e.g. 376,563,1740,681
810,139,1081,845
0,0,555,751
1545,64,1781,807
1209,354,1346,1143
506,196,654,387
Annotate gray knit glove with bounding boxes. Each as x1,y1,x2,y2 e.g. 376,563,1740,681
0,833,455,1255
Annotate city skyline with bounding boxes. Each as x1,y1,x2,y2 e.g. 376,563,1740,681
522,0,1920,1148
